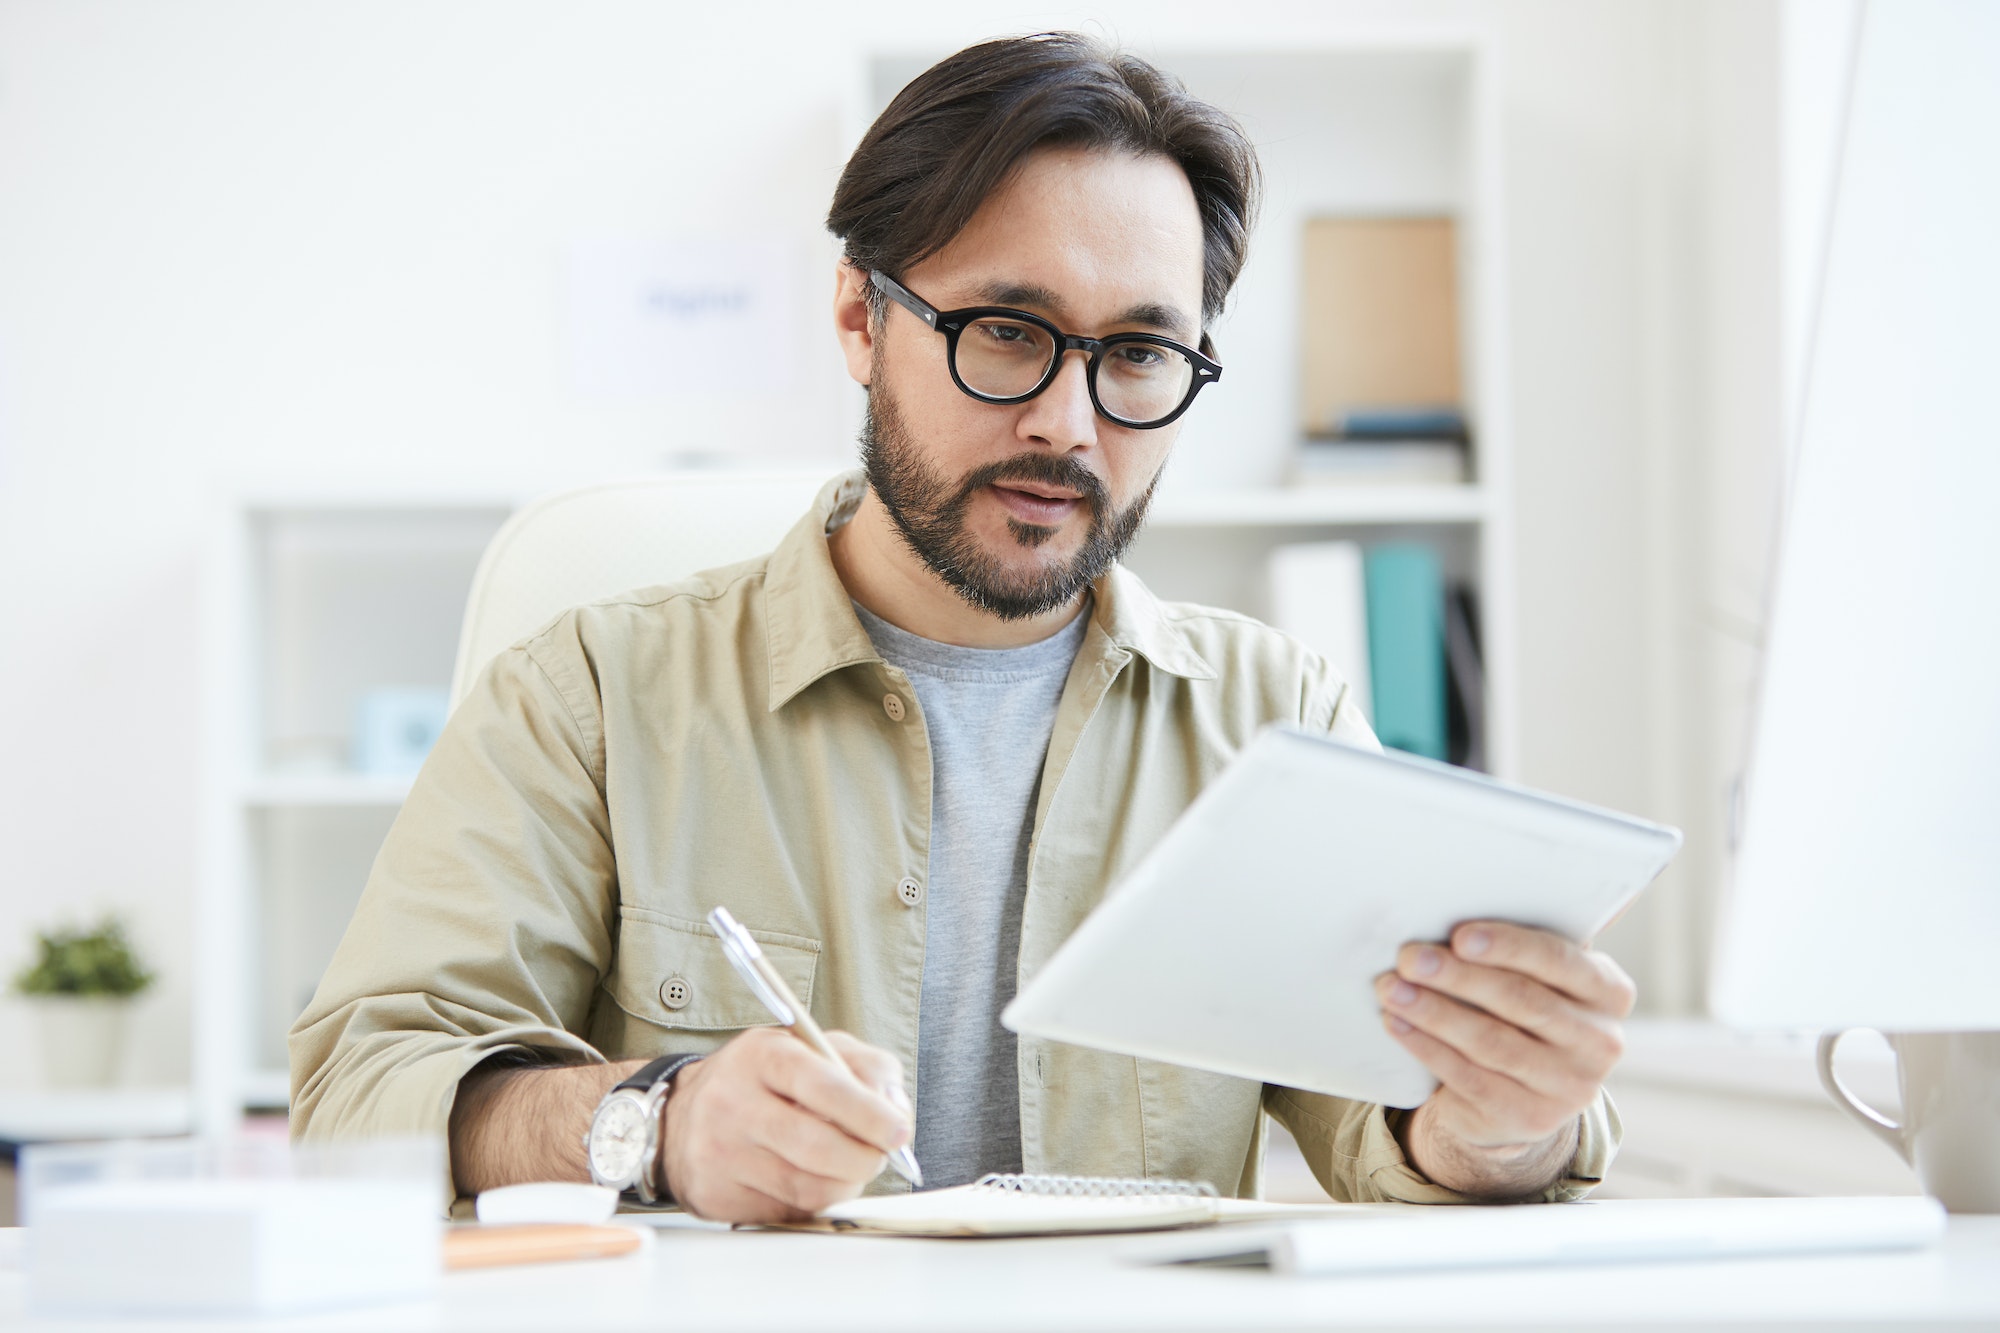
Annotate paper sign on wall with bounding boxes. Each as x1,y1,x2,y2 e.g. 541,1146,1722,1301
563,237,803,399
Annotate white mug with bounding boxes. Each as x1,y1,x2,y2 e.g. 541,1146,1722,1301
1817,1029,2000,1213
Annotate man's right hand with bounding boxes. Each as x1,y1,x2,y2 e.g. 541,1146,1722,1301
660,1026,913,1223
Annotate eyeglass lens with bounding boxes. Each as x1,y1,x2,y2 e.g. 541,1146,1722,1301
954,317,1197,425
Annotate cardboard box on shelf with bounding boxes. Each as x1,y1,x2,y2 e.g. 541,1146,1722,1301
1299,217,1464,439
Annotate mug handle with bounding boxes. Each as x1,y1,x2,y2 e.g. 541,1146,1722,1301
1816,1029,1911,1164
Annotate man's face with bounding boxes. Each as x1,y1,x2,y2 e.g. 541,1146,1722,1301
855,146,1208,620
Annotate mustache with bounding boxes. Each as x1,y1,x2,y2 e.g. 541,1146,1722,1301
954,453,1110,517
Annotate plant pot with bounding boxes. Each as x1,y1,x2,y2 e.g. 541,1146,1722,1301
26,995,132,1088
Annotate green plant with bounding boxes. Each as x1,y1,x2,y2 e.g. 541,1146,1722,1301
13,917,154,998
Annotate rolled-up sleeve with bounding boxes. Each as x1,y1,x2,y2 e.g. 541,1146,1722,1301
1265,1083,1621,1203
288,616,613,1149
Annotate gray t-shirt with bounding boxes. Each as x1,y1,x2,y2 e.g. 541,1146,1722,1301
853,600,1089,1189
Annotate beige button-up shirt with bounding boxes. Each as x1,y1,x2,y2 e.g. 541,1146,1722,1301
290,473,1617,1205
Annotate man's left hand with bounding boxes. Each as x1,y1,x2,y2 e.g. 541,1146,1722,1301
1375,920,1635,1199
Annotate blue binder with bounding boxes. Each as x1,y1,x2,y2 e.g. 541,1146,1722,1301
1364,544,1447,761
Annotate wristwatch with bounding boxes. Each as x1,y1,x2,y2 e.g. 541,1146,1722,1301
583,1054,703,1204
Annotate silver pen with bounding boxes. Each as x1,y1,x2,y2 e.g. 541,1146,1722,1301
707,906,924,1188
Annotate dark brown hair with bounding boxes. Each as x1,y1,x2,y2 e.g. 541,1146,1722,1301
827,33,1261,332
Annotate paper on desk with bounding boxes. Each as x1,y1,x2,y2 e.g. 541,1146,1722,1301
802,1183,1363,1238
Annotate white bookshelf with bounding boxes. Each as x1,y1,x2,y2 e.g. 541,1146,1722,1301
197,494,515,1130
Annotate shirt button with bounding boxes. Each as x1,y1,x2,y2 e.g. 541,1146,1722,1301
882,692,906,722
896,877,924,907
660,976,693,1010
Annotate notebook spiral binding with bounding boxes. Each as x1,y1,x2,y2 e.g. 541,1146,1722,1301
974,1172,1219,1199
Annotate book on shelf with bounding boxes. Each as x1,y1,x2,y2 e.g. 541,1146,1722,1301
1364,544,1449,762
1292,436,1469,487
1325,408,1471,442
1264,542,1485,771
1266,540,1372,721
1293,408,1472,486
1444,584,1486,772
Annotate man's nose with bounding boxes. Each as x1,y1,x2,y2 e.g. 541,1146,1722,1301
1017,349,1099,454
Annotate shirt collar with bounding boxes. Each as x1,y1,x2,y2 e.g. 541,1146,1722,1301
1089,562,1219,683
763,470,1215,711
763,472,881,711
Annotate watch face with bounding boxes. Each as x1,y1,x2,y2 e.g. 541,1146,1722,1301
589,1093,653,1187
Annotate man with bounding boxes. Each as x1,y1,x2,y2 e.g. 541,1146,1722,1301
291,33,1629,1223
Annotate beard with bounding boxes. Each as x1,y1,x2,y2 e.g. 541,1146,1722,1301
858,376,1162,622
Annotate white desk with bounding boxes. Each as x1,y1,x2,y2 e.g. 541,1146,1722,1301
1,1215,1996,1332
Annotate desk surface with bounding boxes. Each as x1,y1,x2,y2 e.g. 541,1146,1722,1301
2,1214,1998,1332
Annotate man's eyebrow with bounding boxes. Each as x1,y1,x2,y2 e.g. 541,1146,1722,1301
970,281,1197,342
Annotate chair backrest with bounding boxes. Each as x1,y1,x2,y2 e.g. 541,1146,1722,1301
450,471,837,708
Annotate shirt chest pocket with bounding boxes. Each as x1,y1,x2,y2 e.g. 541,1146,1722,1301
606,906,821,1032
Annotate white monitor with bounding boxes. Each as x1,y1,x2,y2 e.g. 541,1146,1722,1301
1709,0,2000,1029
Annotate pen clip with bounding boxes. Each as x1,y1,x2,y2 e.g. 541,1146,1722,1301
707,906,795,1025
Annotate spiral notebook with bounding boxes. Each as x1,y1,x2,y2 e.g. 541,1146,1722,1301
806,1174,1360,1238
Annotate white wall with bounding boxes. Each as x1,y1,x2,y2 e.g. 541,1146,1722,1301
0,0,1785,1083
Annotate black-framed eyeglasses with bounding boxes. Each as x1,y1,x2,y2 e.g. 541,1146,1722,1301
870,271,1222,430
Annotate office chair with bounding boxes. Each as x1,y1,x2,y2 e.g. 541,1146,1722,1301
449,471,837,709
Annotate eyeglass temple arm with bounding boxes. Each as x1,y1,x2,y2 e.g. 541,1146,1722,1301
869,270,939,329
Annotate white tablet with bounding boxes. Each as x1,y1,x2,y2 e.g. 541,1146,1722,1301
1002,726,1683,1108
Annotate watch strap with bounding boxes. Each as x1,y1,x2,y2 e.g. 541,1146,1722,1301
614,1052,703,1095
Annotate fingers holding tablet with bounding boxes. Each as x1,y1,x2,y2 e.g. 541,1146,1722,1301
1374,921,1632,1163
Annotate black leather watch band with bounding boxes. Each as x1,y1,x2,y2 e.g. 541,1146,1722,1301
614,1053,703,1095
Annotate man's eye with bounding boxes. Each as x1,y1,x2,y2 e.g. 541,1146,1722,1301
1116,344,1167,367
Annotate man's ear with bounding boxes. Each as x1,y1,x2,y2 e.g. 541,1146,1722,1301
832,262,876,388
